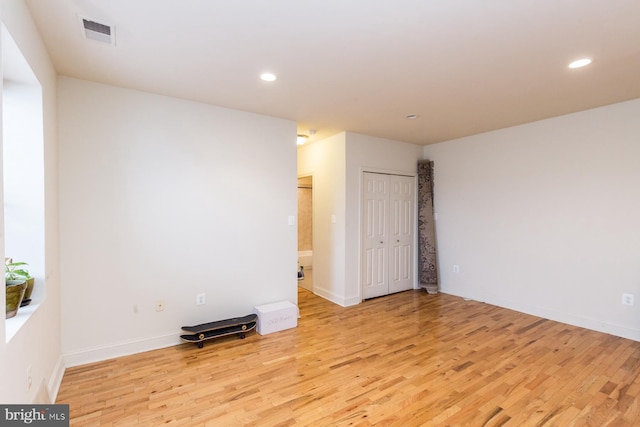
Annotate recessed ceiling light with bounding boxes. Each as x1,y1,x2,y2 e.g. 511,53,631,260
568,58,592,69
260,73,277,82
406,114,419,120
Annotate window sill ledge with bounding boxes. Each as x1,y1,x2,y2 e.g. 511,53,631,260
6,301,40,343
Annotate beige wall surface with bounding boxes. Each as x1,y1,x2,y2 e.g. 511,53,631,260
424,98,640,341
0,0,62,403
297,133,347,305
58,77,298,365
298,132,422,306
345,133,423,304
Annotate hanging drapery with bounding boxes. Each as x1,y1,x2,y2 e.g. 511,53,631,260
417,160,439,294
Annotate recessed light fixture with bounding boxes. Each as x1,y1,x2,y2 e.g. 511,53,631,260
568,58,592,69
297,134,308,145
406,114,419,120
260,73,277,82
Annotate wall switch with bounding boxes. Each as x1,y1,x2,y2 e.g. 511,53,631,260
331,214,337,224
156,300,165,312
288,215,296,226
622,293,634,306
453,265,460,273
196,293,206,305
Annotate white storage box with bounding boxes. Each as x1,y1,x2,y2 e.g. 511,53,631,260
253,301,298,335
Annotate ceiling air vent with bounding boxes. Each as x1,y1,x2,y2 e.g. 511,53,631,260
81,17,115,45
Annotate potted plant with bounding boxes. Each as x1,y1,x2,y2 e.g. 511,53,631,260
19,266,34,307
5,259,29,318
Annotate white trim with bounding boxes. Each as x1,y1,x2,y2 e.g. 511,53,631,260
444,290,640,342
312,286,347,307
343,295,361,307
47,356,66,403
63,333,181,367
360,166,416,178
5,301,41,343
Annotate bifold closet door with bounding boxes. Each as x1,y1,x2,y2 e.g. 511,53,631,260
362,173,414,300
362,173,389,299
388,174,414,294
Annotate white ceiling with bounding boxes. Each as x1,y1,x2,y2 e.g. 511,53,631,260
24,0,640,145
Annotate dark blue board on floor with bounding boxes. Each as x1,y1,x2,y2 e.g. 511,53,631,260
180,313,257,348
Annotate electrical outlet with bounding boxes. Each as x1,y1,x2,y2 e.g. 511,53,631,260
622,293,634,306
453,265,460,273
156,300,165,312
196,293,206,305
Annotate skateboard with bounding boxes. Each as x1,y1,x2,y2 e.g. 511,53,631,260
180,313,258,348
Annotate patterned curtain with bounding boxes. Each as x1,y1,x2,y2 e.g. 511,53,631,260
418,160,439,294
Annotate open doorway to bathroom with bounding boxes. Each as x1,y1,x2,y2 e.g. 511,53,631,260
297,176,313,291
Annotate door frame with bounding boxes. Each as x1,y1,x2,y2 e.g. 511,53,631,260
297,173,314,292
359,168,418,302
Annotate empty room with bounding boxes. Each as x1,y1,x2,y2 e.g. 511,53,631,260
1,1,640,426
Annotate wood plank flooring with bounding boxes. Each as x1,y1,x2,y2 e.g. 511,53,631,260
56,288,640,426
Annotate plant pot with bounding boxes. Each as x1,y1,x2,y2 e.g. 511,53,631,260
6,279,27,319
21,277,35,306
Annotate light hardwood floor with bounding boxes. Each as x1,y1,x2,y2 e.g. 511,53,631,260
57,288,640,426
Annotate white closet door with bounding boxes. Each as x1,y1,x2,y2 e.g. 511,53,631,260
362,172,415,300
389,175,414,294
362,173,389,299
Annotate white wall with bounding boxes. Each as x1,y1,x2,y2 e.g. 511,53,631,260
298,132,422,306
0,0,62,403
297,133,347,305
424,98,640,341
345,132,423,304
58,78,298,365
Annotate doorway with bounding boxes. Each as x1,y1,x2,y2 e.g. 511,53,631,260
297,176,313,291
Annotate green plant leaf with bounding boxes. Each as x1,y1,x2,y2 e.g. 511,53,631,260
7,262,28,267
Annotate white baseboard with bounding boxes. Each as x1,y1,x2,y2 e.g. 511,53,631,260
312,286,347,307
63,333,181,368
47,355,66,403
494,295,640,342
343,295,361,307
313,287,397,307
443,289,640,342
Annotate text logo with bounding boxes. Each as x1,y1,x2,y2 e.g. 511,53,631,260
1,405,69,426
